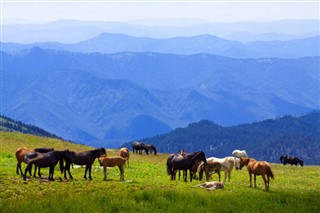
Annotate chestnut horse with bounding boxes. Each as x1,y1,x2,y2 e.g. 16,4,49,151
15,147,54,176
98,156,126,181
118,147,130,168
239,157,274,191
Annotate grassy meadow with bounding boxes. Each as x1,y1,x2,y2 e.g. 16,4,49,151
0,132,320,212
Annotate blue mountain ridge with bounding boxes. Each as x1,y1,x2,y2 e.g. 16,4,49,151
1,48,318,146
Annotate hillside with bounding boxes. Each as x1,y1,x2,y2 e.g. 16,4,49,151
1,48,318,145
0,115,63,140
123,111,320,165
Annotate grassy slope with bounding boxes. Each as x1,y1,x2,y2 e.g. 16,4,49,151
0,132,320,212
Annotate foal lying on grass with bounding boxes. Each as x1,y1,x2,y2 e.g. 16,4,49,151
98,156,126,181
193,181,224,190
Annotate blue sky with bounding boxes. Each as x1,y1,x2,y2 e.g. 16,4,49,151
1,0,319,24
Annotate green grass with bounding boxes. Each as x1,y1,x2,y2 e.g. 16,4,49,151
1,132,320,212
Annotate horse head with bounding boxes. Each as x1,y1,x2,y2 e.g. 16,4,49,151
239,157,250,170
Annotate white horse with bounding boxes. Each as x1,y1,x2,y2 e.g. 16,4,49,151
199,156,239,182
232,150,248,169
232,149,248,158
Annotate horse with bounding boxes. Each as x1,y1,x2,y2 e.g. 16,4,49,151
232,149,248,158
98,156,126,181
201,156,239,182
118,147,130,168
167,151,207,182
280,155,303,167
166,150,187,180
23,150,67,181
198,161,227,182
132,142,149,155
239,157,274,191
63,148,106,180
145,144,157,155
15,147,54,176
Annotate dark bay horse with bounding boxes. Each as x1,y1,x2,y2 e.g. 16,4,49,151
145,144,157,155
167,151,207,182
132,142,149,155
23,150,66,181
280,155,303,166
239,157,274,191
63,148,106,180
16,147,54,176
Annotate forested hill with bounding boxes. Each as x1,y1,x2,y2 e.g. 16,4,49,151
0,115,63,140
122,111,320,165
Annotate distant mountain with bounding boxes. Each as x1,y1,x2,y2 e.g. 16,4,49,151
1,19,319,43
2,33,319,58
0,115,63,140
1,49,319,146
122,111,320,165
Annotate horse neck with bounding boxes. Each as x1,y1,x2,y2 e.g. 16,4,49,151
190,152,205,163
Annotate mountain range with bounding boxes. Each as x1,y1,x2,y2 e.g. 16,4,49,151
2,33,319,58
2,19,319,43
1,48,319,146
121,111,320,165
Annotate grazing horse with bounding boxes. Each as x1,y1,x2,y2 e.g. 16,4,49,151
23,150,66,181
239,157,274,191
145,144,157,155
15,147,54,176
132,142,149,155
198,161,227,182
98,156,126,181
118,147,130,168
202,156,239,182
280,155,303,167
167,151,207,182
63,148,106,180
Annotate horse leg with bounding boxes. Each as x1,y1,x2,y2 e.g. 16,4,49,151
49,166,54,181
217,170,221,182
84,166,88,179
262,174,268,191
88,166,92,180
249,173,252,187
103,166,107,181
119,165,124,182
188,169,192,182
16,162,20,175
24,164,32,181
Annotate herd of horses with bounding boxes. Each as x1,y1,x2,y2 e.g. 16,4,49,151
15,142,304,191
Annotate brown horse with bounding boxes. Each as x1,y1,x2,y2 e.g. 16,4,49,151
118,147,130,168
98,156,126,181
132,142,149,155
15,147,54,176
239,157,274,191
145,144,157,155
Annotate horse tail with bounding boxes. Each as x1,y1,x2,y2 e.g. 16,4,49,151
266,165,274,180
59,159,64,174
166,160,172,175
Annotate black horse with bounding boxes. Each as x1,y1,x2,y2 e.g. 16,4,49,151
280,155,304,167
63,148,106,180
24,148,54,177
132,142,149,155
23,150,67,181
145,144,157,155
167,151,207,182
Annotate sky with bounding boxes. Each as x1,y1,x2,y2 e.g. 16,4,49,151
1,0,319,25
